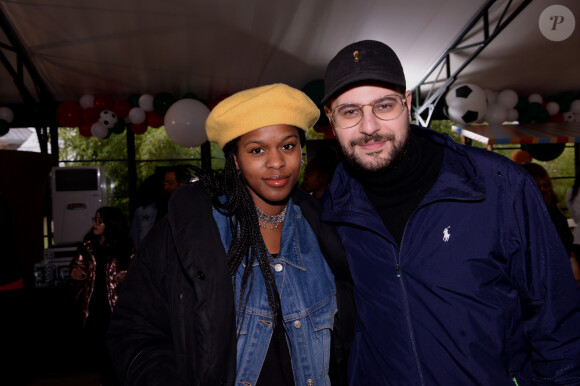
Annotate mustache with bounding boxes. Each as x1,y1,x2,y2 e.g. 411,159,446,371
349,132,395,147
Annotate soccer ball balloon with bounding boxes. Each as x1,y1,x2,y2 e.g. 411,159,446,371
99,109,118,129
445,83,487,124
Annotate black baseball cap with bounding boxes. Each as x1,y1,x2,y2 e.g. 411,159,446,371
321,40,406,106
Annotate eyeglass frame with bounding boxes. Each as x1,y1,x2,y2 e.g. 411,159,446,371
327,94,408,129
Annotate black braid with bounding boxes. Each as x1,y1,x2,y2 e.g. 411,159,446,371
196,140,285,331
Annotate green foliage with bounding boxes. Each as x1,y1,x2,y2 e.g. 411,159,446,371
57,126,206,216
56,121,577,219
429,120,575,215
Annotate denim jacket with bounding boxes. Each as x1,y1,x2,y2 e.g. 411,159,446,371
213,197,337,386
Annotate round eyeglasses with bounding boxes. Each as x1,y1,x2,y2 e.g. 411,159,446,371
329,94,408,129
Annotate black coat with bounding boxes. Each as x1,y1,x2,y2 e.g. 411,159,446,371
107,182,355,385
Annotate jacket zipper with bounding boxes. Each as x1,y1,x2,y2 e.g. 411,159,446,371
397,256,425,385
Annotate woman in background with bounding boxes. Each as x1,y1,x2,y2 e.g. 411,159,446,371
70,206,134,386
566,178,580,287
522,163,573,254
523,163,580,287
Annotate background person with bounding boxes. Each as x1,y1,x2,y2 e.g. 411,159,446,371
301,145,339,199
107,84,355,386
70,206,134,386
566,179,580,287
130,173,162,249
155,165,191,222
521,163,573,256
320,39,580,385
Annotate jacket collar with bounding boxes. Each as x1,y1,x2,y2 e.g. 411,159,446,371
213,194,308,272
323,125,486,222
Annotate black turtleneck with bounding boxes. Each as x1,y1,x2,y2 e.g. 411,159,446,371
357,129,444,245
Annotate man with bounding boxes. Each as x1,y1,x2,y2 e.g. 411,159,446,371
162,166,190,197
320,40,580,385
156,165,191,221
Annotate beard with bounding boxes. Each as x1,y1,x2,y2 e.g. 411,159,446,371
341,128,410,177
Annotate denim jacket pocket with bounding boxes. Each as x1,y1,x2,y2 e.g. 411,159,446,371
308,293,338,332
291,294,337,383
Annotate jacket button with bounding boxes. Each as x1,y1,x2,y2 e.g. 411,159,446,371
306,379,314,386
293,320,302,329
196,271,206,280
274,264,283,272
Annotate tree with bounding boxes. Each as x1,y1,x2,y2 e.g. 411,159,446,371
57,126,205,215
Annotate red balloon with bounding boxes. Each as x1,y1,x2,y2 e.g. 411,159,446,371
56,101,82,127
79,123,92,138
93,94,114,110
313,124,330,133
207,95,226,110
146,111,164,128
548,113,565,123
322,127,336,140
112,99,131,118
130,122,148,135
82,107,99,125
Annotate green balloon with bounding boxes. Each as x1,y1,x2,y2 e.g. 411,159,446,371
127,93,141,108
153,92,176,115
515,96,528,113
110,120,126,134
182,92,198,100
0,119,9,136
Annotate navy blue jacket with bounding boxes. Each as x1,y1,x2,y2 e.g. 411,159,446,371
322,125,580,385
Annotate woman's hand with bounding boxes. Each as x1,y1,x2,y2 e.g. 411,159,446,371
115,271,127,283
70,267,87,280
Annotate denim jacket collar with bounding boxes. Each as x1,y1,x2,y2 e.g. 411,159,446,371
218,198,307,272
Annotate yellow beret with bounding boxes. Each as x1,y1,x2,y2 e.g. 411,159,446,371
206,83,320,149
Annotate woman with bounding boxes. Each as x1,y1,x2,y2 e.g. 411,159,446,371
107,84,355,385
70,206,134,385
566,178,580,286
522,163,573,255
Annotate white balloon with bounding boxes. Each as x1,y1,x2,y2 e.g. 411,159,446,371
484,89,497,105
128,107,146,124
0,107,14,123
545,101,560,116
79,94,95,109
497,89,518,109
138,94,154,112
164,99,210,148
563,111,575,123
570,100,580,114
91,122,109,139
484,103,508,124
528,93,543,104
506,108,519,122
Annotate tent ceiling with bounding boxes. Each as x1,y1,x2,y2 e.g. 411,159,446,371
0,0,577,111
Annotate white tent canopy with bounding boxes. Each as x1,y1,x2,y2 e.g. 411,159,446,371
0,0,577,112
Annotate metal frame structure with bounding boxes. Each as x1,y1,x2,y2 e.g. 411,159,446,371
0,9,57,155
412,0,533,128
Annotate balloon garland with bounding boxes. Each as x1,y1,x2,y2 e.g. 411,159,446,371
0,106,14,137
444,85,580,126
51,84,580,149
55,92,210,148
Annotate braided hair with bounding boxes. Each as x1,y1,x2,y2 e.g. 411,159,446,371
197,136,303,331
